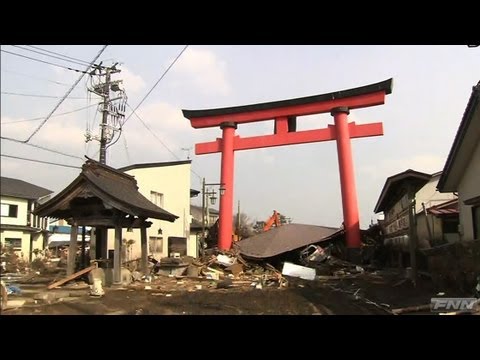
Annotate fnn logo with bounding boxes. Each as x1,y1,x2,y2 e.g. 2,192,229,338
430,298,479,312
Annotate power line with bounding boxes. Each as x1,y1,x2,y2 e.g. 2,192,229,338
25,45,104,68
123,45,189,126
25,45,108,143
1,91,89,99
1,49,90,74
1,103,99,124
1,68,71,86
122,132,131,164
125,102,180,160
11,45,96,69
1,154,82,169
125,102,203,181
0,136,83,160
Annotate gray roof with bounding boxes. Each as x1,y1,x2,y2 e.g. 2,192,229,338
236,223,342,259
0,177,53,200
34,159,178,222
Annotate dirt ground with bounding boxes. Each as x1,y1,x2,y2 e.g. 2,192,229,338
2,269,473,315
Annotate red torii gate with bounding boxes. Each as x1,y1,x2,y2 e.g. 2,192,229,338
183,78,392,258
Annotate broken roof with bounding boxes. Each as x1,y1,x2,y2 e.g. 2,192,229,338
236,224,342,259
374,169,432,213
426,198,459,217
1,176,53,200
34,159,178,222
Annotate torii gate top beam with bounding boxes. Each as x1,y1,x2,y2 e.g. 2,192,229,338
183,78,393,128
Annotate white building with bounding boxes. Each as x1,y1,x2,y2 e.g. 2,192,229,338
108,160,194,259
438,80,480,241
0,177,53,261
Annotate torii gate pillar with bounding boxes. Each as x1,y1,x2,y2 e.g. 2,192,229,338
219,122,237,250
331,107,361,250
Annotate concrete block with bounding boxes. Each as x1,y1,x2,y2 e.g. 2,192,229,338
88,268,105,286
121,268,132,286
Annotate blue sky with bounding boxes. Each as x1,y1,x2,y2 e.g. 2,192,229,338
1,45,479,228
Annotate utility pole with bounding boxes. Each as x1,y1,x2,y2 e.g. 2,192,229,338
99,67,111,165
86,63,124,165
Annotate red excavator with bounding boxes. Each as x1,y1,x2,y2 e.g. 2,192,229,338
263,210,282,231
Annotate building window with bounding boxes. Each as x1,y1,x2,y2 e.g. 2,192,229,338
4,238,22,251
443,218,459,234
150,191,164,208
1,203,18,218
149,236,163,254
473,206,480,240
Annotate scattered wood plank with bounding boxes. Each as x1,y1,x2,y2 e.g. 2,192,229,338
236,254,249,267
206,267,224,274
391,304,431,315
47,264,97,290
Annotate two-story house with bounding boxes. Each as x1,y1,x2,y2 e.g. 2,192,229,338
373,170,458,268
110,160,193,259
0,177,53,261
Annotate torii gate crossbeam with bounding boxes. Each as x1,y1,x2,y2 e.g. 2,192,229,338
183,79,392,260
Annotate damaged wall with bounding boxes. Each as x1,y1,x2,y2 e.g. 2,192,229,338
425,239,480,293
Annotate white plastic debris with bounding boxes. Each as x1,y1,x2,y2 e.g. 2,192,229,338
216,254,235,266
282,262,316,281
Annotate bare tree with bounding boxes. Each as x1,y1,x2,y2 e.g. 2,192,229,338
233,212,255,239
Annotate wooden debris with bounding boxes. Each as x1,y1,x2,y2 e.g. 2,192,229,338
391,304,431,315
47,264,97,290
206,267,224,275
225,263,244,276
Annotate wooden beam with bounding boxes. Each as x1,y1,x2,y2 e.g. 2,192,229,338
113,224,122,284
140,225,148,275
189,91,386,128
67,225,78,276
392,304,431,315
196,122,383,155
47,264,97,290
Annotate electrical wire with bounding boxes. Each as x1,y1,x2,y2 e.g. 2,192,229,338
1,154,82,169
123,45,189,126
1,49,90,74
25,45,108,143
125,102,180,160
125,102,203,181
25,45,105,68
1,68,71,86
1,103,99,124
0,136,83,160
1,91,89,99
11,45,97,69
122,132,131,164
